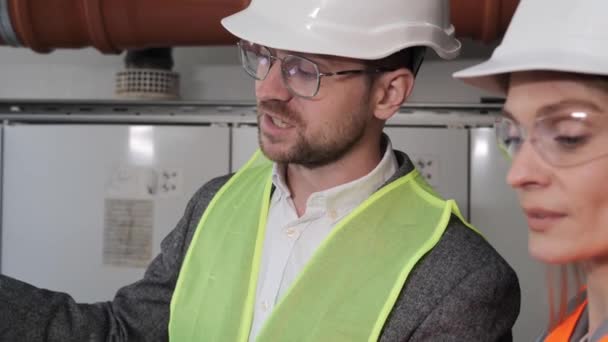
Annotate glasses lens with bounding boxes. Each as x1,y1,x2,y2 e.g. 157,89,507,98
238,41,271,80
495,117,522,160
281,55,320,98
534,111,608,166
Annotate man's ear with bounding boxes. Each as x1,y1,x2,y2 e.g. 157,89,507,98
372,68,415,121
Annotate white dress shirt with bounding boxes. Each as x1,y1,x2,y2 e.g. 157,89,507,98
248,139,398,340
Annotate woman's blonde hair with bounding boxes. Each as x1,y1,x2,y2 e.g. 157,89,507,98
547,263,587,330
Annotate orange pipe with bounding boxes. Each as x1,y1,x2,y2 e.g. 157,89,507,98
451,0,519,43
0,0,249,53
0,0,518,54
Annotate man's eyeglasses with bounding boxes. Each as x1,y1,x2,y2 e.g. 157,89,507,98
237,40,392,98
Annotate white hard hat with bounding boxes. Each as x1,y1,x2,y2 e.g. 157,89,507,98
221,0,461,61
454,0,608,95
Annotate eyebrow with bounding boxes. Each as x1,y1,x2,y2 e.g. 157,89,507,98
291,49,361,70
503,99,604,122
272,48,331,70
299,53,335,70
537,99,602,117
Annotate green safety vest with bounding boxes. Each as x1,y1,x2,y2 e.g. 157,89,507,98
169,150,474,341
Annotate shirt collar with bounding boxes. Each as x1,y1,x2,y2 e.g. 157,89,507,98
271,137,398,217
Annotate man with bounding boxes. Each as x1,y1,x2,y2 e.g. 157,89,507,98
0,0,519,341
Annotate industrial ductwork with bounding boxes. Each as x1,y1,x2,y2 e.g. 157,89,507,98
0,0,518,54
0,0,250,53
115,48,180,100
451,0,520,44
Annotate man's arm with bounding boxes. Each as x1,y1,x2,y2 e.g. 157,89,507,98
380,218,521,342
410,261,520,341
0,175,230,342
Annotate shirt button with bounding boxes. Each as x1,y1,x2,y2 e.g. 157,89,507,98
262,300,270,311
328,209,338,220
285,227,297,238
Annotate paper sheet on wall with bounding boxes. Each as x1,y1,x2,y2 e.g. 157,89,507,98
103,199,154,268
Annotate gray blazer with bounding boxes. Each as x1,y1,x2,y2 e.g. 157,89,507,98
0,151,520,341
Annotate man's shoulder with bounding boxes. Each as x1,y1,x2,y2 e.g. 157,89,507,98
182,174,233,230
427,216,513,272
406,215,517,296
190,174,233,205
381,216,520,339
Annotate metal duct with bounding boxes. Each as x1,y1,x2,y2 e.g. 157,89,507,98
0,0,518,54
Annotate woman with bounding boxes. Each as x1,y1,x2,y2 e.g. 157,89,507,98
454,0,608,341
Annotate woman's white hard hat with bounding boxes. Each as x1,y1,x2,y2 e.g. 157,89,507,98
454,0,608,95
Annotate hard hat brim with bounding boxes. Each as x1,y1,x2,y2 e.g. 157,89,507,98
222,9,461,60
454,50,608,95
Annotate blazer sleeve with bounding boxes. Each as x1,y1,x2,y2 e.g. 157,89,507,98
0,175,231,342
410,261,520,342
379,217,521,342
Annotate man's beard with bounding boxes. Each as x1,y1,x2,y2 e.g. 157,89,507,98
257,99,368,168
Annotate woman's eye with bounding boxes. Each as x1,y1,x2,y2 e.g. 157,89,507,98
554,135,589,149
503,136,522,147
542,115,592,150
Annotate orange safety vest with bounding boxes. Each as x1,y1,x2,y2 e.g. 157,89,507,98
545,299,608,342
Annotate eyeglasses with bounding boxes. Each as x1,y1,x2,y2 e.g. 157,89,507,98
237,40,391,98
495,111,608,167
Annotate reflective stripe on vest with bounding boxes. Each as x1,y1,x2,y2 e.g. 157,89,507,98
169,150,474,342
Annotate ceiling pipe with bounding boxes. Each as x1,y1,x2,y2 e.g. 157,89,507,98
451,0,520,43
0,0,518,54
0,0,250,53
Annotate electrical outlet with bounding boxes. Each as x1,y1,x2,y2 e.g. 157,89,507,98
157,169,181,196
412,155,439,187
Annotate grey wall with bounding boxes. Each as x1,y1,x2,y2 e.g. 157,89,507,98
0,44,495,103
